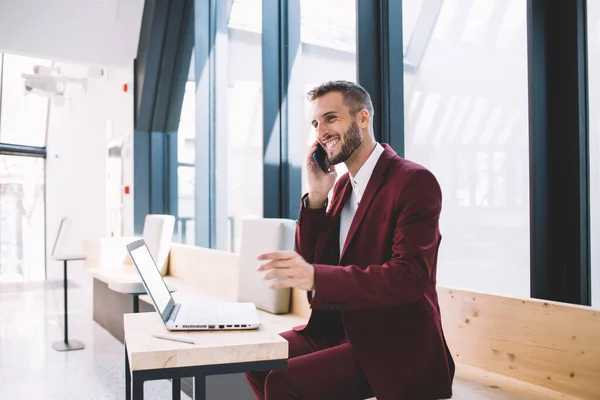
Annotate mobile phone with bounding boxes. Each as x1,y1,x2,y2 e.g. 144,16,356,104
312,143,330,173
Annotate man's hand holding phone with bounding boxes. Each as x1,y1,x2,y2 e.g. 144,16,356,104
307,141,336,208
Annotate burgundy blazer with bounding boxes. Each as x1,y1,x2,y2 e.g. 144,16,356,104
294,143,455,400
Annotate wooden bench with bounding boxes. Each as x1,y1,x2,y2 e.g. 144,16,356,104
84,240,600,399
440,287,600,399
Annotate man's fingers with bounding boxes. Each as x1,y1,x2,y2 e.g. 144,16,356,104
257,250,297,261
269,278,297,290
263,268,294,281
256,259,292,271
306,146,317,163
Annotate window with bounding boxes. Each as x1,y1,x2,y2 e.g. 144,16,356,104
0,53,50,282
0,54,52,147
224,0,264,252
402,0,530,297
298,0,357,198
175,80,196,245
588,2,600,307
0,155,45,282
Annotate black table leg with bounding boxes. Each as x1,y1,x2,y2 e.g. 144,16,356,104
52,260,84,351
132,376,144,400
63,260,68,342
126,344,131,400
194,375,206,400
172,378,181,400
133,295,139,313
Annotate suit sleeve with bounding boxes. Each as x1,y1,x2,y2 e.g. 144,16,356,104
295,178,345,263
310,169,442,310
294,194,328,264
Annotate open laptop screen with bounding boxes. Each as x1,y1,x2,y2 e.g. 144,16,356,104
127,240,173,320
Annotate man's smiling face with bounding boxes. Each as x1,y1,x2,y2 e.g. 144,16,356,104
310,91,363,165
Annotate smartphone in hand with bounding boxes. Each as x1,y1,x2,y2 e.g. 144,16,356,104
312,143,330,173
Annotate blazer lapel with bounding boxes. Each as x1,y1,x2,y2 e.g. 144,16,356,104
339,145,395,262
329,176,353,217
315,176,352,263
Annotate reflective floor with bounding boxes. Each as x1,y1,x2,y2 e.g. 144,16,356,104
0,274,191,399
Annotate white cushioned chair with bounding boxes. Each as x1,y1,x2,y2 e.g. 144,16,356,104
236,217,297,314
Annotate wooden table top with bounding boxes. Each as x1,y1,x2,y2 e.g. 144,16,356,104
124,309,302,371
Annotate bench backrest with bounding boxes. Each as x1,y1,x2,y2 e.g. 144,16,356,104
438,287,600,399
168,243,311,316
168,243,240,301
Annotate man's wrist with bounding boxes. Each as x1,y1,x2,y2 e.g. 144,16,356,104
306,193,328,209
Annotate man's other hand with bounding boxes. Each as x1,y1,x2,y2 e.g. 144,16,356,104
256,251,315,291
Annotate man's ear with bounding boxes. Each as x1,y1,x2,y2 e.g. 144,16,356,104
358,109,370,129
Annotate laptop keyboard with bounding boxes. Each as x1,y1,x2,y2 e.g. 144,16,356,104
180,304,225,323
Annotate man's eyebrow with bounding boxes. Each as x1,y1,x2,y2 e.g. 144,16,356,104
311,111,337,125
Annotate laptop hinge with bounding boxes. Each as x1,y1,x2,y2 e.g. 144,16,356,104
168,303,181,322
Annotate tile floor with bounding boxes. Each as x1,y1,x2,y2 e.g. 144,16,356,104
0,275,191,400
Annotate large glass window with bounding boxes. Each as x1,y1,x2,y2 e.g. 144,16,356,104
0,155,45,282
0,54,52,147
180,0,356,250
402,0,530,297
588,3,600,307
226,0,264,252
0,53,50,282
298,0,357,197
175,80,196,245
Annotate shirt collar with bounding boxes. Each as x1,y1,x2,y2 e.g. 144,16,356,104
349,142,384,199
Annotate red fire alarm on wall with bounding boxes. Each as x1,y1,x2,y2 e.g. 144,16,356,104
124,186,130,194
122,83,129,93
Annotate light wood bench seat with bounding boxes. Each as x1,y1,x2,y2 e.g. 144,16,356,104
452,364,582,400
366,364,583,400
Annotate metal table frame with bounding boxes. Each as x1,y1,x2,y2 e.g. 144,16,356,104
125,343,287,400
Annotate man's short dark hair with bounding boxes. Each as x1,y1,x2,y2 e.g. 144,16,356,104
306,80,374,117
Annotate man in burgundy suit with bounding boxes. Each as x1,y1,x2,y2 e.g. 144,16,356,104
245,81,455,399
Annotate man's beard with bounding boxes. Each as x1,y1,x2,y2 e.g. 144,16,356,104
329,120,362,165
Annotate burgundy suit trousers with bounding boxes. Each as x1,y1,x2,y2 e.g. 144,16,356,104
245,329,374,400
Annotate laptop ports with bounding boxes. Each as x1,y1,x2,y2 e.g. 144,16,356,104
208,325,215,329
234,325,240,328
219,325,225,329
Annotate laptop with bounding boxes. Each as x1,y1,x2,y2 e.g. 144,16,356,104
126,239,261,331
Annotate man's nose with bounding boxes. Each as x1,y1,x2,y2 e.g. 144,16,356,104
316,125,329,140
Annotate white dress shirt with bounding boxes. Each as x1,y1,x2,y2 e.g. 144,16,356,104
339,142,384,256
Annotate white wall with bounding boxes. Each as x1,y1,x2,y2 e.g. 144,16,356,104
0,0,143,68
45,62,134,284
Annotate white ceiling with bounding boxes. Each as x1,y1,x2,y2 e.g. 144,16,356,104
0,0,144,68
